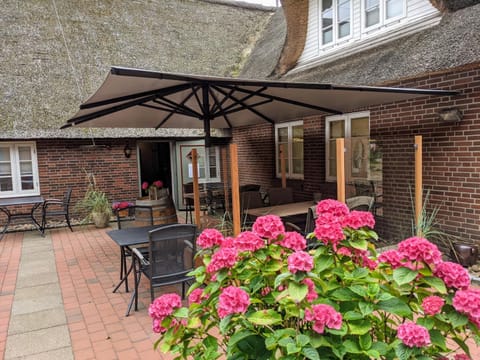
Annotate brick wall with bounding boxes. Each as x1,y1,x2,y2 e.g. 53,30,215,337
36,138,139,220
233,64,480,248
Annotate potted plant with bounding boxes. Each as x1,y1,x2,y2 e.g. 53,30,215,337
77,188,112,228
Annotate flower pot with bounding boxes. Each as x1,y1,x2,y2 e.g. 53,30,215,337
451,243,479,267
136,191,177,226
91,211,110,228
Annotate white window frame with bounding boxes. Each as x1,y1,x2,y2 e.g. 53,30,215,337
325,111,370,182
275,121,304,180
361,0,406,32
0,142,40,198
319,0,353,49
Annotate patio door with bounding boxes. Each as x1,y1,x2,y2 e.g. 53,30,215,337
175,140,221,209
138,141,174,198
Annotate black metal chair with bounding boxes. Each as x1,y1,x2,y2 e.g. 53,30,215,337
113,204,154,294
346,196,374,212
41,187,73,235
268,187,294,206
131,224,197,313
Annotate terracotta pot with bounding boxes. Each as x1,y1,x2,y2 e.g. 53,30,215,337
91,211,110,228
451,243,479,267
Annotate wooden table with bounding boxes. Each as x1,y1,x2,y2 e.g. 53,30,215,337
245,200,314,218
0,195,45,239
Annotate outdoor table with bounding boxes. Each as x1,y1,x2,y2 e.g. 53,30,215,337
245,200,314,218
0,195,45,239
107,224,168,315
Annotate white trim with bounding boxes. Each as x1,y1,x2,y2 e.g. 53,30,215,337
275,120,304,180
0,141,40,198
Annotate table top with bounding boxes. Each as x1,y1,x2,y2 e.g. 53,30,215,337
0,195,45,207
107,225,167,247
246,200,314,218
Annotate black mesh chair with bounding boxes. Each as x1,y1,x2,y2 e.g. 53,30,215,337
131,224,197,313
113,204,154,294
268,187,294,206
346,196,374,212
41,187,73,235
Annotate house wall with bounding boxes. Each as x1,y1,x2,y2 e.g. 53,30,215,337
36,139,139,220
233,64,480,248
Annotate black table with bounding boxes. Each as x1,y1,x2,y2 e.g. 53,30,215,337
0,195,45,239
107,225,166,315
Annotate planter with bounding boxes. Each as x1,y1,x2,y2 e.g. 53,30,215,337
451,243,479,267
91,211,110,228
136,190,178,226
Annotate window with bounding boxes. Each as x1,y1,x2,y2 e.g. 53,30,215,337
179,144,221,184
320,0,352,46
275,121,304,179
326,112,370,181
0,142,40,198
364,0,404,29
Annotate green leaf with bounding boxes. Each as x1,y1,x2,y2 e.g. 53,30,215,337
395,343,415,360
278,337,295,348
331,287,359,301
274,272,291,288
393,267,418,285
348,319,372,335
314,255,334,273
302,347,320,360
236,335,272,360
288,282,308,302
359,301,374,316
359,333,372,350
429,329,447,350
296,334,310,347
448,311,469,328
349,237,368,250
264,259,283,272
203,335,218,351
286,342,301,354
247,309,283,326
343,339,361,353
228,330,255,348
416,317,434,329
370,342,389,355
351,267,370,279
377,298,412,317
422,276,447,294
350,284,368,297
343,311,364,320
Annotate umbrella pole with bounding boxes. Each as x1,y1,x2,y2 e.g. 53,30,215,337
230,144,241,236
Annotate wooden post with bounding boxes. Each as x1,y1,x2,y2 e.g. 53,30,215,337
280,144,287,188
191,149,201,227
221,147,230,212
415,135,423,234
336,138,346,203
230,144,241,236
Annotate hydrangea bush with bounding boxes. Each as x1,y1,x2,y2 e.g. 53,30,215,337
149,199,480,359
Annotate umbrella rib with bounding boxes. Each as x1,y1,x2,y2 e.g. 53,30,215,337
212,85,275,124
221,84,342,114
210,87,235,114
153,95,201,118
154,87,202,129
222,99,273,116
208,87,233,128
218,86,270,114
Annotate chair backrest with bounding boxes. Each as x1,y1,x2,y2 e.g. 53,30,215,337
63,187,73,211
304,205,317,234
240,184,261,193
148,224,197,280
268,187,294,206
116,205,154,229
354,181,375,197
346,196,374,212
241,191,264,211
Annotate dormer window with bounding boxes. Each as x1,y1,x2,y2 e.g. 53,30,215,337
364,0,405,29
321,0,352,46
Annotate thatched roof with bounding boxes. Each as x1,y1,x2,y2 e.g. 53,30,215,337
241,2,480,86
1,0,273,139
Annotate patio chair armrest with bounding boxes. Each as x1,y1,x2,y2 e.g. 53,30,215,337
132,247,150,266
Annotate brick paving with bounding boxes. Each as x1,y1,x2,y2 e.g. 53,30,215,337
1,224,479,359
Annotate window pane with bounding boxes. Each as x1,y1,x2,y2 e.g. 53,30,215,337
18,146,32,161
330,120,345,138
322,29,333,44
386,0,403,19
21,175,34,190
351,117,369,136
322,0,333,44
0,148,13,192
278,144,289,174
365,0,379,27
328,140,337,176
0,148,10,162
278,127,288,142
338,0,350,38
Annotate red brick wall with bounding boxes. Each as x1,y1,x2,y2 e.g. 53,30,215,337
233,64,480,248
36,138,139,220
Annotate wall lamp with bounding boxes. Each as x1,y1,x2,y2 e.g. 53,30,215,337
438,108,462,124
123,143,132,158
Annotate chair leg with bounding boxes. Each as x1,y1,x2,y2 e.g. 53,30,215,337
65,214,73,232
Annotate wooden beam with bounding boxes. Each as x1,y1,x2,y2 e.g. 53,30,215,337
230,144,241,236
280,144,287,188
336,138,345,203
191,149,201,227
221,147,230,211
415,135,423,234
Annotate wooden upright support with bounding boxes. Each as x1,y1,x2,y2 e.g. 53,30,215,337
221,147,230,212
230,144,241,236
191,149,201,227
336,138,346,203
280,144,287,188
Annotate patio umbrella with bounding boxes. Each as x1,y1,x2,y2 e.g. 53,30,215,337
61,66,457,146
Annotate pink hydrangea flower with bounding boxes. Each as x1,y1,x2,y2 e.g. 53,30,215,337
153,180,163,188
378,249,406,269
217,286,250,318
314,213,345,248
454,354,471,360
337,247,352,257
398,237,442,265
188,288,206,304
305,304,342,334
279,231,307,251
261,287,272,296
316,199,349,218
142,181,149,190
149,293,182,321
422,295,445,316
220,236,235,248
453,288,480,326
397,322,431,348
252,215,285,240
234,231,265,252
433,261,471,290
206,247,238,273
341,210,375,229
287,251,314,273
353,249,378,270
303,278,318,302
197,228,224,249
152,318,167,333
